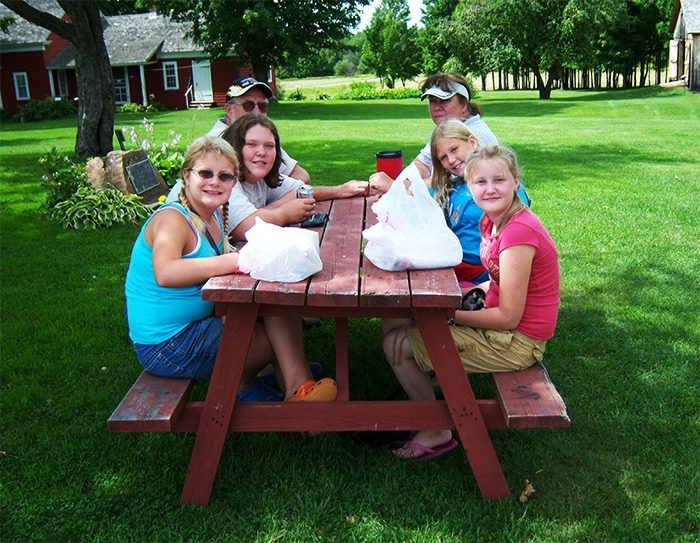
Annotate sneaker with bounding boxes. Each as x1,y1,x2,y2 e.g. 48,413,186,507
236,380,284,402
258,361,325,389
288,378,337,402
302,317,323,330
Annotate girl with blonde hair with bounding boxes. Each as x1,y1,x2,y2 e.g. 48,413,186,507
125,136,336,402
384,144,560,460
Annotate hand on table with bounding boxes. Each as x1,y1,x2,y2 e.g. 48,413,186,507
337,180,370,198
281,197,316,224
368,171,394,194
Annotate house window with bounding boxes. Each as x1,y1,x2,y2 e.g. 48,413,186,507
13,72,30,100
113,67,130,104
163,61,179,90
57,70,69,96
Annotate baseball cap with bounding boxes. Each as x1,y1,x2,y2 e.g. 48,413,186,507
421,82,470,102
226,76,273,101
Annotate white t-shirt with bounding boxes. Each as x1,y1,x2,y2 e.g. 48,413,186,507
417,115,499,171
206,118,298,176
166,174,303,233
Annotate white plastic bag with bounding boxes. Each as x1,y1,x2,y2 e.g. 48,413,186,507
238,218,322,282
362,163,462,271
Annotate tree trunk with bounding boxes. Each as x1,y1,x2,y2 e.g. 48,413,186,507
533,68,552,99
252,62,269,84
2,0,114,159
65,2,114,158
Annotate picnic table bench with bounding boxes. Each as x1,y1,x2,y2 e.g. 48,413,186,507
108,362,569,433
108,196,569,504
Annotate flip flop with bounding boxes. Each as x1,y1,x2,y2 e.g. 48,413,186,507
392,438,458,461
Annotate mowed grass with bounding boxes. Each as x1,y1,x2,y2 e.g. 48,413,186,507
1,87,699,543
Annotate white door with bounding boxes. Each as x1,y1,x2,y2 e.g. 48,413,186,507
192,60,213,101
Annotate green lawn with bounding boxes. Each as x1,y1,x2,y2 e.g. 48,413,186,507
1,87,699,543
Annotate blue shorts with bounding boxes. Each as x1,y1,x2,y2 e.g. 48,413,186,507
133,316,223,380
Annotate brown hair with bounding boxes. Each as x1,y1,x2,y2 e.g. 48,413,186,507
221,113,282,188
464,145,526,235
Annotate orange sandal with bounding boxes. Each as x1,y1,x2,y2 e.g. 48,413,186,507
288,378,337,402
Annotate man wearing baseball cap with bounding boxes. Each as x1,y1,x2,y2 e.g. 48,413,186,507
368,72,499,192
207,76,311,183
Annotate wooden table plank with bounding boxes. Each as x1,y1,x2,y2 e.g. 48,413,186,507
307,198,364,307
409,268,461,308
202,273,257,303
360,195,411,308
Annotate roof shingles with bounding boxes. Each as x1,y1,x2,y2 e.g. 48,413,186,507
1,3,200,65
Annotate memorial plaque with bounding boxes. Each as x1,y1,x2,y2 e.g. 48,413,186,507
118,150,170,205
126,159,161,194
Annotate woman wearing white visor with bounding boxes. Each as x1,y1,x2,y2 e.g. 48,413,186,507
369,73,498,192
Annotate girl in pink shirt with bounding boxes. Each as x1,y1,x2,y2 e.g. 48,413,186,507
384,145,560,460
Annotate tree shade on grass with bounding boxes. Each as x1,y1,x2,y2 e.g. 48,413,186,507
0,86,698,542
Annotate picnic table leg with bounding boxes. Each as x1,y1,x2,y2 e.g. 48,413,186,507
413,309,511,499
335,318,350,401
180,303,259,505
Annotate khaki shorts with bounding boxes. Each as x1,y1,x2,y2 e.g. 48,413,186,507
407,326,547,374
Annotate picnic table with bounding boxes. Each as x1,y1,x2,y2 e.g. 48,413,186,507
109,194,570,505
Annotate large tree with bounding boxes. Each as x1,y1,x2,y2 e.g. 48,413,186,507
419,0,460,75
148,0,370,84
2,0,114,159
450,0,622,98
361,0,422,88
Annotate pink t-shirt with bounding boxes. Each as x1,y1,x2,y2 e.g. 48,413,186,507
480,210,560,339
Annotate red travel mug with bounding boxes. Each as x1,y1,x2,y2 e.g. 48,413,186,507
375,150,403,179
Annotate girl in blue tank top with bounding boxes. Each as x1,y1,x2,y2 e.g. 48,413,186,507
124,136,336,403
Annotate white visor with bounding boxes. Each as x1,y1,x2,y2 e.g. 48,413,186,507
421,82,470,102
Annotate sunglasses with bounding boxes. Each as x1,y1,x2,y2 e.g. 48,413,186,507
190,168,237,183
235,100,270,113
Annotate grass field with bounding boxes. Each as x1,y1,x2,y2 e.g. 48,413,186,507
1,87,699,542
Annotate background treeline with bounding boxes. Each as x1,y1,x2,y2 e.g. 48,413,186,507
279,0,675,98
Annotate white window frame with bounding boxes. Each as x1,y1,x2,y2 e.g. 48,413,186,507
57,70,69,97
163,61,179,90
113,67,130,104
13,72,30,101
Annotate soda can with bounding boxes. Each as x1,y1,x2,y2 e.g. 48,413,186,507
296,184,314,199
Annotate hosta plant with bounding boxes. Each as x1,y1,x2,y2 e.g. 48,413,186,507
50,186,151,230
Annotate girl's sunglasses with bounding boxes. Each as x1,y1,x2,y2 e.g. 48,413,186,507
190,169,237,183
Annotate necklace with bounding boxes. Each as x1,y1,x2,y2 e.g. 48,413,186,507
187,206,221,256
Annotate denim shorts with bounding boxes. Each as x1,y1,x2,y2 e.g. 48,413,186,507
133,316,224,380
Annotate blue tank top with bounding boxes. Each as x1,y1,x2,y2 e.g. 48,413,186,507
125,202,224,344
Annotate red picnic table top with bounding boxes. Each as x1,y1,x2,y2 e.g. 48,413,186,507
178,195,513,505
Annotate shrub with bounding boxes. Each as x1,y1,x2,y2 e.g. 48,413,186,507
335,82,421,101
316,93,331,101
377,87,422,99
286,88,306,101
50,186,151,230
116,101,165,114
115,103,145,114
336,81,378,100
334,57,357,77
17,98,75,122
38,148,89,212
